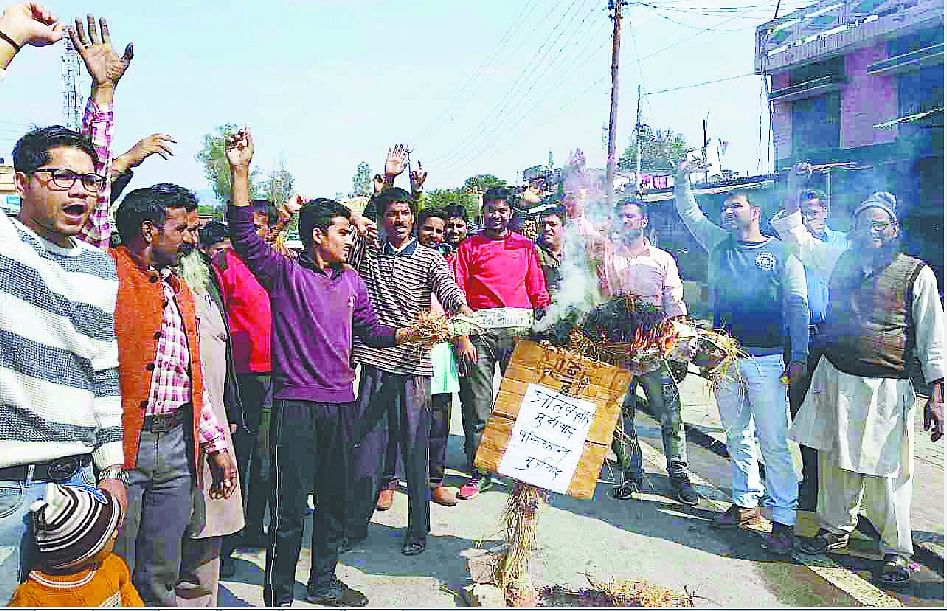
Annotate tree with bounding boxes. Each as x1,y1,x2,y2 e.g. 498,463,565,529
265,155,295,205
462,173,507,193
421,188,480,221
351,161,372,197
196,124,261,203
618,126,690,174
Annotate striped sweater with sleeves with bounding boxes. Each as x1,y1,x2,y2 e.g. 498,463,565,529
0,214,123,470
351,237,467,376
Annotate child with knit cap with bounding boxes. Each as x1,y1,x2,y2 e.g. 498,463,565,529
7,484,143,607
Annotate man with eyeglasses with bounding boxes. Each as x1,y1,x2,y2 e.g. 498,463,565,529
773,191,943,588
772,165,850,511
674,158,809,556
0,3,126,603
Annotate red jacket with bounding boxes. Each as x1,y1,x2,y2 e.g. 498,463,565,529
111,246,204,471
452,232,551,310
213,249,272,374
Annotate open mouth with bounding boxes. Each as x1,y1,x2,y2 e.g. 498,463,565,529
62,203,87,221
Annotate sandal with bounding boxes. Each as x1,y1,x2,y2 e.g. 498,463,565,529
401,536,426,556
879,554,911,588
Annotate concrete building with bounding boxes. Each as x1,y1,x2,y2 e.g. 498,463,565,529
755,0,944,284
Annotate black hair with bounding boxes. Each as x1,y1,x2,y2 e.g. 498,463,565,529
417,206,448,228
251,199,279,226
541,204,568,223
616,198,648,217
799,188,828,206
373,187,414,216
13,125,99,174
115,183,198,243
482,186,513,206
299,198,351,250
445,204,468,222
199,220,230,248
723,189,757,207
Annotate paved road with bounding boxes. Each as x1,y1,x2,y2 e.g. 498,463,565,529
218,377,944,608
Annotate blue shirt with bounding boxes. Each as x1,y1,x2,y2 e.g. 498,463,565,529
803,225,849,325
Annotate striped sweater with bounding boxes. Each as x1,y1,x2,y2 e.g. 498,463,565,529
0,214,123,470
351,237,467,376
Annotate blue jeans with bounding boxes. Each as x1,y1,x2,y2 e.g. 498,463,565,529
715,353,798,526
0,462,96,602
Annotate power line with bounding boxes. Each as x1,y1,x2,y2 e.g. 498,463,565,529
643,71,756,95
410,0,544,145
632,8,751,63
420,0,582,162
435,18,610,174
427,0,602,168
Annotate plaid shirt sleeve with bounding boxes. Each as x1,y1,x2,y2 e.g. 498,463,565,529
199,389,228,453
78,98,114,249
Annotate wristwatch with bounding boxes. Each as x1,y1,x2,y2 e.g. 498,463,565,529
97,465,129,486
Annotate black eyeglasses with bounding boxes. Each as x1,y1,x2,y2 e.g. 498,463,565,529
31,168,107,192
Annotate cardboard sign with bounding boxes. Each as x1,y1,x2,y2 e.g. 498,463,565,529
474,340,632,499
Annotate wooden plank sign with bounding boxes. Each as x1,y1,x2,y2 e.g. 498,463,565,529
474,340,632,499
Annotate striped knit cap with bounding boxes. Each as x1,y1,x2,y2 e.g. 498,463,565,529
30,484,122,570
851,191,897,222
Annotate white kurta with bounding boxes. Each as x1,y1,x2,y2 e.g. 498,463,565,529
773,210,945,476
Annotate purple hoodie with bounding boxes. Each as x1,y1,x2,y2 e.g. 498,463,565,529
228,205,396,403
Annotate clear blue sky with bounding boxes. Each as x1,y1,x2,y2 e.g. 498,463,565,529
0,0,815,201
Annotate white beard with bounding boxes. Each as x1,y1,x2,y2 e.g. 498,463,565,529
178,250,210,294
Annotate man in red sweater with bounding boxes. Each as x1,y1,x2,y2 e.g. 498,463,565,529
452,187,551,500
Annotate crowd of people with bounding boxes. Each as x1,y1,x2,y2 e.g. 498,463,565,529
0,3,942,608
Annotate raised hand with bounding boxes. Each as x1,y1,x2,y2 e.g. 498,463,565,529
114,133,175,174
68,15,133,90
225,128,254,169
0,2,63,47
676,156,705,176
372,173,385,195
280,193,305,217
409,161,428,192
384,144,409,178
785,162,812,213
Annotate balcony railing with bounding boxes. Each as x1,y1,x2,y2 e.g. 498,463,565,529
755,0,944,74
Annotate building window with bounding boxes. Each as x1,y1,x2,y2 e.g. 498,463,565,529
792,92,842,156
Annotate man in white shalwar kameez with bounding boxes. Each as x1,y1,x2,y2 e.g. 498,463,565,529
771,191,943,587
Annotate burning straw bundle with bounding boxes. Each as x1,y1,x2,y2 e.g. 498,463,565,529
535,295,745,387
538,296,678,375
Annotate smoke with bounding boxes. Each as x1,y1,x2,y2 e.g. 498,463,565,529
533,179,614,333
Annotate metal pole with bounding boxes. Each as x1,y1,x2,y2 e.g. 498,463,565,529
605,0,623,209
635,84,642,196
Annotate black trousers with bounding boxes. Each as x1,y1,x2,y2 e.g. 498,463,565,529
224,373,272,559
352,365,431,541
428,394,452,486
383,394,451,487
788,341,824,492
263,399,354,606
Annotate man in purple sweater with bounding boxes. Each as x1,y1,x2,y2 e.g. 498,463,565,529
225,129,413,608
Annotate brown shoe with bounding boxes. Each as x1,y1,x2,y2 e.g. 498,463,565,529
375,489,394,511
712,504,768,531
431,486,457,507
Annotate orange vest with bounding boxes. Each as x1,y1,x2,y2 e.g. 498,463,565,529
110,246,204,471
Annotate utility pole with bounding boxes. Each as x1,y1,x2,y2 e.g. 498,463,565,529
61,37,81,130
702,116,709,184
605,0,624,208
635,85,642,196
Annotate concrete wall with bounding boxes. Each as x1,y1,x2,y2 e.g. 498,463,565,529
770,71,793,161
840,42,899,148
